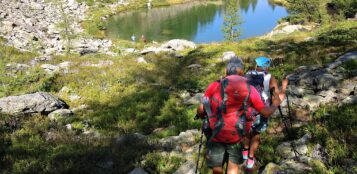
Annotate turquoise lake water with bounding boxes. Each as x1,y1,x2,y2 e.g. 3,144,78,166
106,0,289,43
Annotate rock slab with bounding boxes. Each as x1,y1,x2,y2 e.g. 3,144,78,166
0,92,68,115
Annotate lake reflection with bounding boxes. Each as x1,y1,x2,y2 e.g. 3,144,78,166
106,0,288,43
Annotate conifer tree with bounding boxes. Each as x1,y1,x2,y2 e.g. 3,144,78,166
222,0,242,41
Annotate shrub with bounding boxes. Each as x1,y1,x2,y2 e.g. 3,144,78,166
286,0,322,23
331,0,357,18
318,27,357,46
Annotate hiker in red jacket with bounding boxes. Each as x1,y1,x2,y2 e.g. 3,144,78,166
197,57,284,174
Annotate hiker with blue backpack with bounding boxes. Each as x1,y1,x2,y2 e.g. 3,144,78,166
242,56,289,169
196,57,286,174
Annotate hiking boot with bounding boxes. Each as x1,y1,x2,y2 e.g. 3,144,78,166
246,157,255,169
242,149,249,160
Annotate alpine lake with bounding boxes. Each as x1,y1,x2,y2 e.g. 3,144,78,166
106,0,289,43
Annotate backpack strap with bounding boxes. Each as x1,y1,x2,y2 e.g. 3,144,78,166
208,106,224,143
236,83,251,137
208,78,228,143
220,78,229,114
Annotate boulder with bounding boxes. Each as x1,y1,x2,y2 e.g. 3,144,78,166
341,96,357,105
300,95,324,111
29,56,52,66
128,167,148,174
5,63,30,72
187,64,202,69
0,92,68,115
41,64,60,73
183,93,203,105
319,90,338,104
261,162,280,174
276,134,311,159
326,51,357,70
315,73,339,90
221,51,236,61
58,61,73,69
80,60,114,67
0,21,14,33
173,160,195,174
48,109,73,121
141,39,196,54
278,159,313,173
267,22,315,37
161,39,196,51
137,57,147,64
141,46,172,54
287,86,314,97
340,80,357,95
311,144,327,162
69,94,81,101
159,129,199,152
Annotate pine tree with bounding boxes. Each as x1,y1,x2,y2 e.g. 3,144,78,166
222,0,242,41
52,0,77,54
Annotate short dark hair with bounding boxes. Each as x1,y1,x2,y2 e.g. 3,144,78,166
226,57,244,75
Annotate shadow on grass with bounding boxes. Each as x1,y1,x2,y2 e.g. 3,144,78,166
63,48,219,173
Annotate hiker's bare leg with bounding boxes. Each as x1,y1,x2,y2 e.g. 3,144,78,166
212,166,223,174
249,133,261,158
243,134,251,149
227,160,239,174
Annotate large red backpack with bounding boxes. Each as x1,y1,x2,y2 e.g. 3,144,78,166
207,75,252,144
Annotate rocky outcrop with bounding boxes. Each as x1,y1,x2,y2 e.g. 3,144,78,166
266,22,315,37
0,0,113,55
286,52,357,112
0,92,68,115
41,61,73,74
141,39,196,54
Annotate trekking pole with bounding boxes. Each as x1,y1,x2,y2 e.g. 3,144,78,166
272,88,300,160
278,93,300,161
195,128,204,174
286,92,301,160
286,92,293,128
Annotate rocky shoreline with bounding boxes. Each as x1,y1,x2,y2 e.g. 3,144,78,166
0,0,310,57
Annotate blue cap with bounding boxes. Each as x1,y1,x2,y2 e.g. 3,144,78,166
255,56,271,68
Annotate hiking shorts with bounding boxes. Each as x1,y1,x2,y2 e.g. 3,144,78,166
251,115,268,133
205,142,243,168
